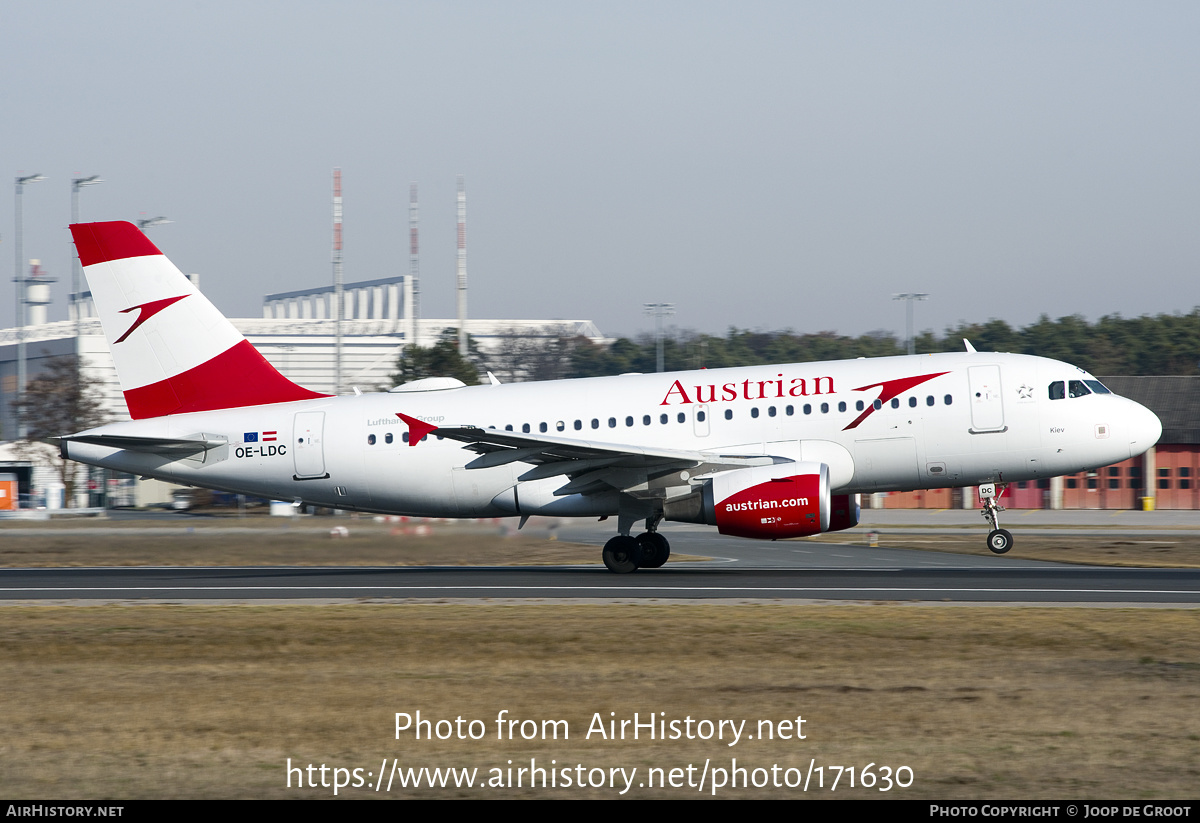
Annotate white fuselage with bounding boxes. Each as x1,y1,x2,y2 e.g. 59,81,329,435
64,351,1161,519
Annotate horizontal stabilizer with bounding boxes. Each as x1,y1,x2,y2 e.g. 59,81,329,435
58,433,227,458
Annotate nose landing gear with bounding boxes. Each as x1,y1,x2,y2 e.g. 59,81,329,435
987,527,1013,554
979,483,1012,554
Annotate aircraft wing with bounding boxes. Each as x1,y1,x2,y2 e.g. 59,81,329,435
433,424,781,497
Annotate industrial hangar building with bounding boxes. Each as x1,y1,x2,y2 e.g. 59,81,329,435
0,277,604,509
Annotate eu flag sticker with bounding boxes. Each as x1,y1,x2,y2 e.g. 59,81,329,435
244,432,259,443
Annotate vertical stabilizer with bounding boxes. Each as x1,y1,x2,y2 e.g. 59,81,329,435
71,221,329,419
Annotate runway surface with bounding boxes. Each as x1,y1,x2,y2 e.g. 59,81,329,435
3,563,1198,604
0,566,1195,607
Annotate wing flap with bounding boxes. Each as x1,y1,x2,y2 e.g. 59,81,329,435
432,425,782,495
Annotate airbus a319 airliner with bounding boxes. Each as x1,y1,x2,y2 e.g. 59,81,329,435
59,222,1162,572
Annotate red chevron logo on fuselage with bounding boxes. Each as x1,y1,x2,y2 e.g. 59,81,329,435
397,413,439,447
114,295,190,344
842,371,950,430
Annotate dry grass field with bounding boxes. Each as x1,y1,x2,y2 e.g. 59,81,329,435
0,520,601,567
1,604,1198,799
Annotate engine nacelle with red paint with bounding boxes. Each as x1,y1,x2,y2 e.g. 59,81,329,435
664,462,831,539
827,493,861,533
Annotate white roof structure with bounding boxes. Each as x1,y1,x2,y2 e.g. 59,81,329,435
0,276,606,432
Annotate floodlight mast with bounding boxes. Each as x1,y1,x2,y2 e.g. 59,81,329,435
71,176,103,343
643,302,675,373
893,292,929,355
14,173,46,440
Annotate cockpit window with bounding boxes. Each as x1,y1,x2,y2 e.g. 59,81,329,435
1084,380,1111,394
1068,380,1091,398
1049,381,1065,400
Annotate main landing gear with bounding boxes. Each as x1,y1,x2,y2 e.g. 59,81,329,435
637,531,671,569
978,483,1013,554
602,512,671,574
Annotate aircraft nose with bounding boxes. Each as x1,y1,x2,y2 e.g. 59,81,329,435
1127,400,1162,458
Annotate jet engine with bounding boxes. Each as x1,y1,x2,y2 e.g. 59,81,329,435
664,462,861,539
827,492,861,533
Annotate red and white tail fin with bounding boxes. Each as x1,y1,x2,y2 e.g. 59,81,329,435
71,221,329,419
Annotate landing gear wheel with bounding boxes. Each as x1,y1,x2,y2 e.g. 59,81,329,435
987,528,1013,554
636,532,670,569
602,535,643,574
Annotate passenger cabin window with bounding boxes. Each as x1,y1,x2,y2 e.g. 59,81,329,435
385,433,393,444
724,409,733,420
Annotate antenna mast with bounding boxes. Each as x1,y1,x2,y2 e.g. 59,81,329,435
332,168,343,394
409,182,420,346
456,174,467,357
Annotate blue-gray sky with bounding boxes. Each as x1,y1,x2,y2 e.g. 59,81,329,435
4,1,1199,340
